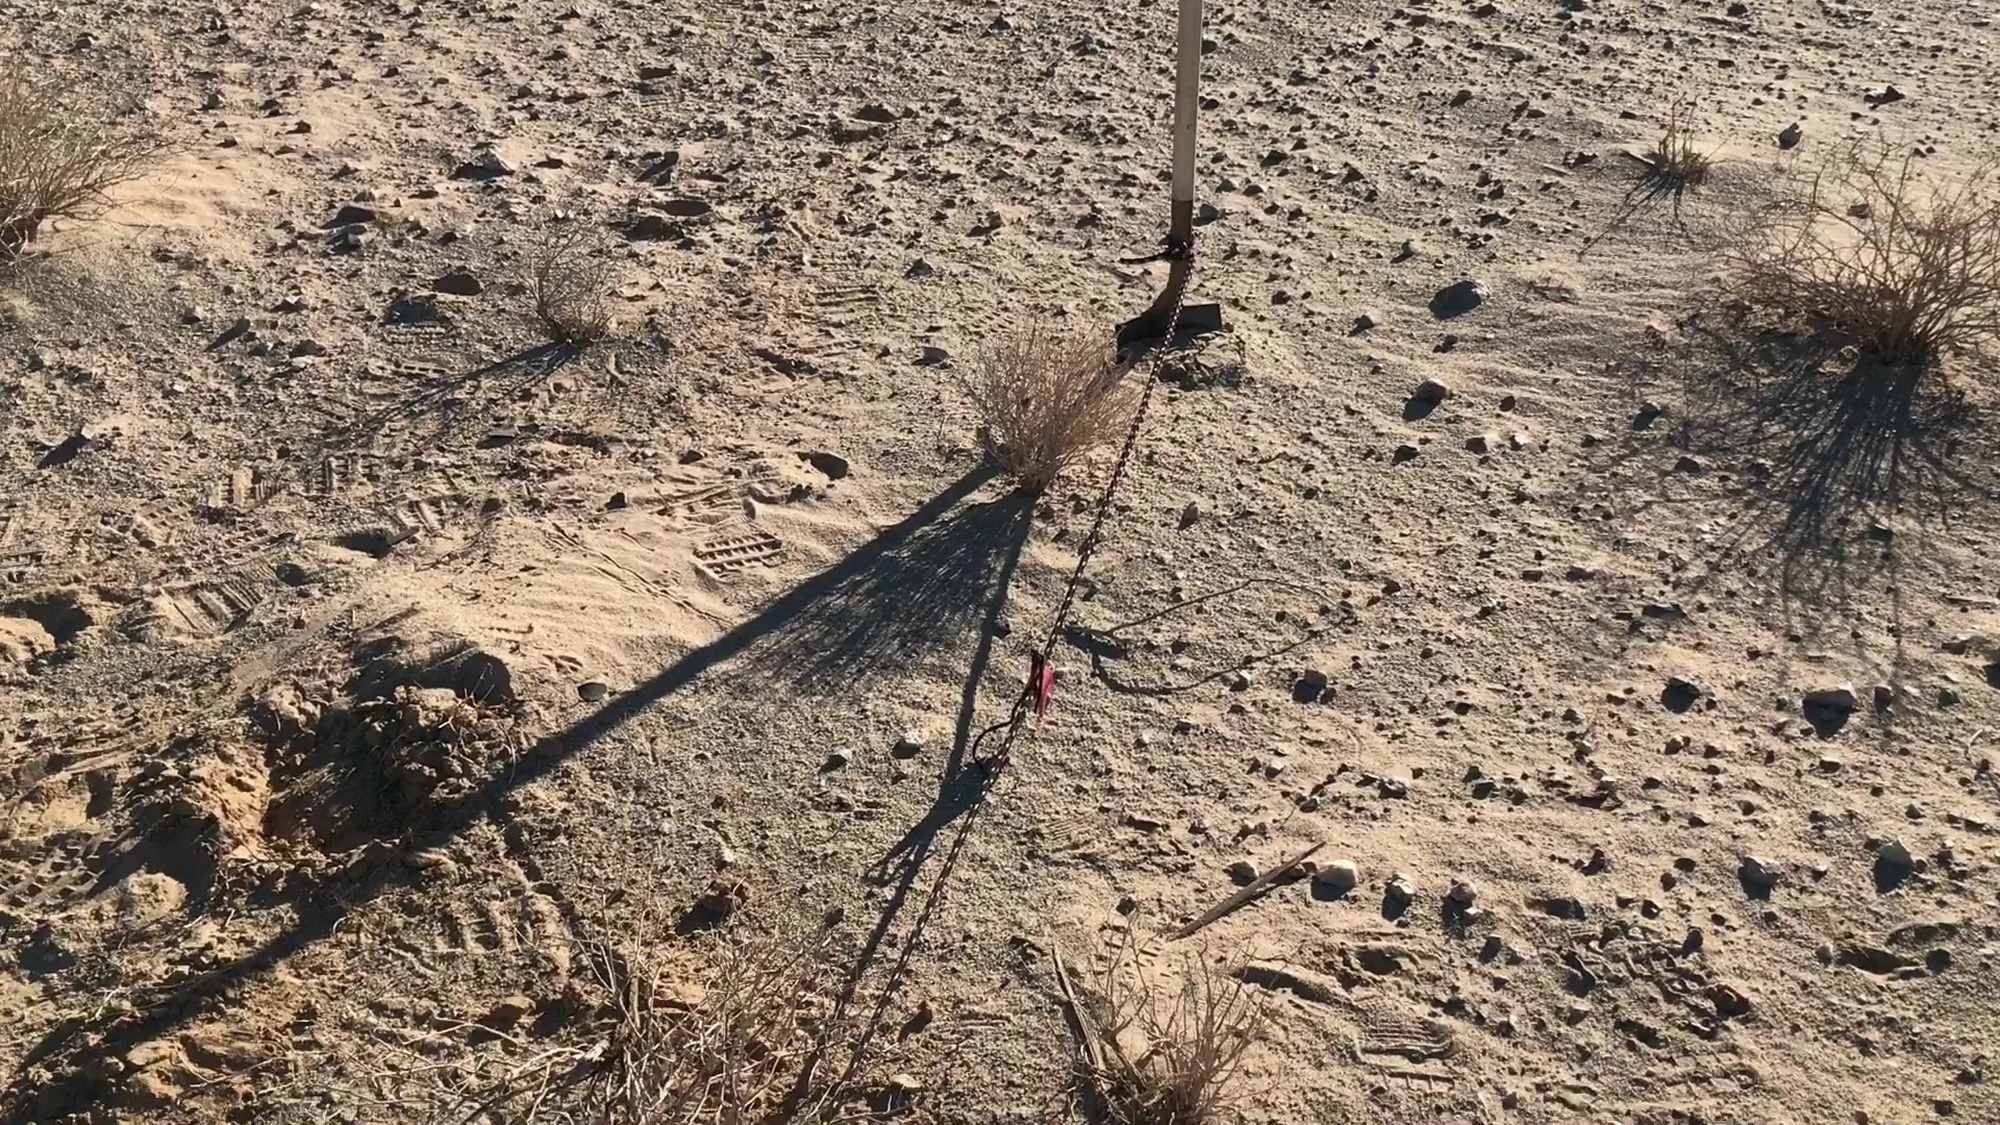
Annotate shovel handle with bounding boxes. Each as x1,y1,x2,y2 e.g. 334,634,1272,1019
1171,0,1201,242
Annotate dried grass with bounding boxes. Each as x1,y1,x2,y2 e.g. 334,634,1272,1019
1643,97,1713,190
1722,142,2000,368
1060,931,1263,1125
578,910,859,1125
529,225,617,345
0,63,170,259
954,325,1135,491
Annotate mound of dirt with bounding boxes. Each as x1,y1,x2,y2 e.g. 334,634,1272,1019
258,634,535,852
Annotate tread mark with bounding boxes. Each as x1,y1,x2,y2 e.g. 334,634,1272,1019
693,532,783,575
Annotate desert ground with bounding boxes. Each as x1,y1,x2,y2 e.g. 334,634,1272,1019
4,0,1999,1121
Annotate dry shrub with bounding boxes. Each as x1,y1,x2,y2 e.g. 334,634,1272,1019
581,910,857,1124
1062,934,1263,1125
955,324,1135,491
530,224,616,344
1723,143,2000,367
0,63,168,259
1643,97,1713,189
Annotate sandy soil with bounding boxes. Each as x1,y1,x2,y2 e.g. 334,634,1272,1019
4,0,1999,1121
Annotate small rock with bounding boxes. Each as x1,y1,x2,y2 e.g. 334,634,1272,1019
1739,855,1783,892
1662,675,1704,712
1384,872,1416,910
800,450,850,480
452,148,517,180
1412,377,1452,404
1227,859,1259,883
578,680,610,702
1877,839,1914,869
1778,122,1803,150
891,731,923,759
1447,879,1478,905
1316,859,1361,893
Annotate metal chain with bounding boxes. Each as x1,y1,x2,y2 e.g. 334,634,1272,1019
968,246,1197,764
835,251,1199,1091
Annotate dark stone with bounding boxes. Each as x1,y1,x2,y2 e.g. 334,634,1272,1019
327,203,378,227
433,269,482,296
800,450,850,480
1428,279,1488,318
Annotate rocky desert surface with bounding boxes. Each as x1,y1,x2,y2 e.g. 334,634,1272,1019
3,0,1998,1122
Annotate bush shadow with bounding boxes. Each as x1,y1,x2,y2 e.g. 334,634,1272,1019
1584,317,1995,671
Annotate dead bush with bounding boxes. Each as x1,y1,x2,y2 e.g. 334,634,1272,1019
955,324,1135,491
1642,97,1713,190
1723,143,2000,367
579,910,860,1124
529,225,616,344
1057,933,1263,1125
0,64,168,259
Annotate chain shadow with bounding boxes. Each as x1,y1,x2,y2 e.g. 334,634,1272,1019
4,465,1027,1118
834,487,1033,991
1055,579,1343,698
1581,318,1993,674
765,488,1043,1106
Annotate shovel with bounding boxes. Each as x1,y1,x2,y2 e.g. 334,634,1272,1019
1117,0,1226,348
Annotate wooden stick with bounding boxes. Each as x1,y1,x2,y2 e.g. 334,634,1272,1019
1050,943,1107,1075
1170,841,1325,940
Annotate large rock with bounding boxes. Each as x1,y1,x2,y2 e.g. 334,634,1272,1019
1429,278,1489,318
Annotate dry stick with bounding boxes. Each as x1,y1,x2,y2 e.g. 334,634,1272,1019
1170,841,1324,941
1049,943,1107,1077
